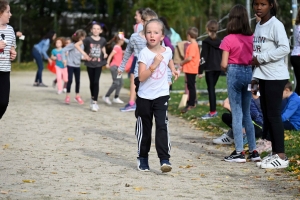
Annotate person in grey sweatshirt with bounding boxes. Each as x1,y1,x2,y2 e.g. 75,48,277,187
62,29,86,105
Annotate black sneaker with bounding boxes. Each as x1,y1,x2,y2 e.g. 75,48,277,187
247,150,261,162
224,150,246,163
160,160,172,172
137,157,150,171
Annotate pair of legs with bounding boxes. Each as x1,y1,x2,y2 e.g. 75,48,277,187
105,65,123,98
135,95,171,161
259,79,288,160
32,47,44,85
205,71,221,112
87,67,102,102
55,66,68,92
185,73,197,107
222,112,263,139
291,56,300,95
0,71,10,120
227,64,256,153
66,66,81,96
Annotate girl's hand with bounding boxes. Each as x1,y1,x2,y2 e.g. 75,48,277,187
172,69,179,81
221,65,227,72
105,64,110,69
251,56,260,66
104,53,108,59
198,74,203,78
63,60,67,67
48,58,52,64
9,49,17,60
0,40,6,49
153,54,163,69
84,54,91,61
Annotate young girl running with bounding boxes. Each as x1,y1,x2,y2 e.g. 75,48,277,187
75,21,107,112
51,37,67,94
62,29,86,104
0,0,17,120
102,34,125,105
252,0,290,169
220,4,260,163
136,19,178,173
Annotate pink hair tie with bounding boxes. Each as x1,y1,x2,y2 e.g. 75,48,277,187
73,33,76,36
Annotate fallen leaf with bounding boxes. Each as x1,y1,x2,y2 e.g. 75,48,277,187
179,165,193,169
200,174,205,177
22,179,35,183
51,172,57,174
2,144,9,149
297,175,300,181
133,187,143,191
267,177,274,181
68,138,74,141
80,192,87,194
0,191,8,194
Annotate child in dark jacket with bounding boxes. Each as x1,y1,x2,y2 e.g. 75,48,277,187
281,81,300,130
199,20,222,119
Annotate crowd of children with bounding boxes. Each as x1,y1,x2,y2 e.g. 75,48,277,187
2,0,299,173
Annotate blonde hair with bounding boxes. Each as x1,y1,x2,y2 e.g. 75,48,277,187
141,8,158,21
144,19,165,35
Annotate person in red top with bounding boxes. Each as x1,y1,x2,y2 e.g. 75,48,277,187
180,27,200,113
102,34,125,105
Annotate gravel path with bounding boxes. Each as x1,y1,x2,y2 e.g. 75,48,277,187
0,71,298,200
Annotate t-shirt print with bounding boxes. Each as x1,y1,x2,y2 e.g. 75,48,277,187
89,43,101,61
147,59,167,80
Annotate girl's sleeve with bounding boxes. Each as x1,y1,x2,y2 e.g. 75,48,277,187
281,99,298,121
41,39,50,59
199,42,208,74
11,29,16,48
257,22,290,64
119,37,134,72
62,43,74,60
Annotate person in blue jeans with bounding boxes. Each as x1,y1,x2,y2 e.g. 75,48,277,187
281,81,300,131
32,30,56,87
219,5,260,163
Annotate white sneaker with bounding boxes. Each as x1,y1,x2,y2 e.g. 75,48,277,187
102,96,112,105
213,133,234,144
91,103,99,112
256,153,273,167
63,88,67,93
57,90,63,94
113,97,124,104
260,154,289,169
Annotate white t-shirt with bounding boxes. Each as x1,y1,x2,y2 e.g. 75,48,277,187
137,46,172,100
291,25,300,56
253,16,290,80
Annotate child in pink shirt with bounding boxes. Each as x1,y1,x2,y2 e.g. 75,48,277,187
219,4,260,163
102,35,125,104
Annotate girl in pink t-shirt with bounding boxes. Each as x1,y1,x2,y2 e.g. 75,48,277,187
219,4,261,163
102,35,125,105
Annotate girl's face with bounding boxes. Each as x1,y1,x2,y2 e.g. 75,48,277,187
56,40,62,48
145,22,164,48
0,5,11,24
253,0,272,23
91,24,102,36
134,11,142,24
65,39,71,45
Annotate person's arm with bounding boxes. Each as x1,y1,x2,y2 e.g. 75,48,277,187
281,99,298,121
41,39,51,62
223,97,231,112
50,49,56,60
106,50,116,68
118,37,134,73
139,54,163,82
75,40,90,61
255,22,290,65
10,46,17,60
61,43,74,61
168,59,179,81
250,98,263,126
102,46,108,58
220,51,229,71
199,42,208,74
